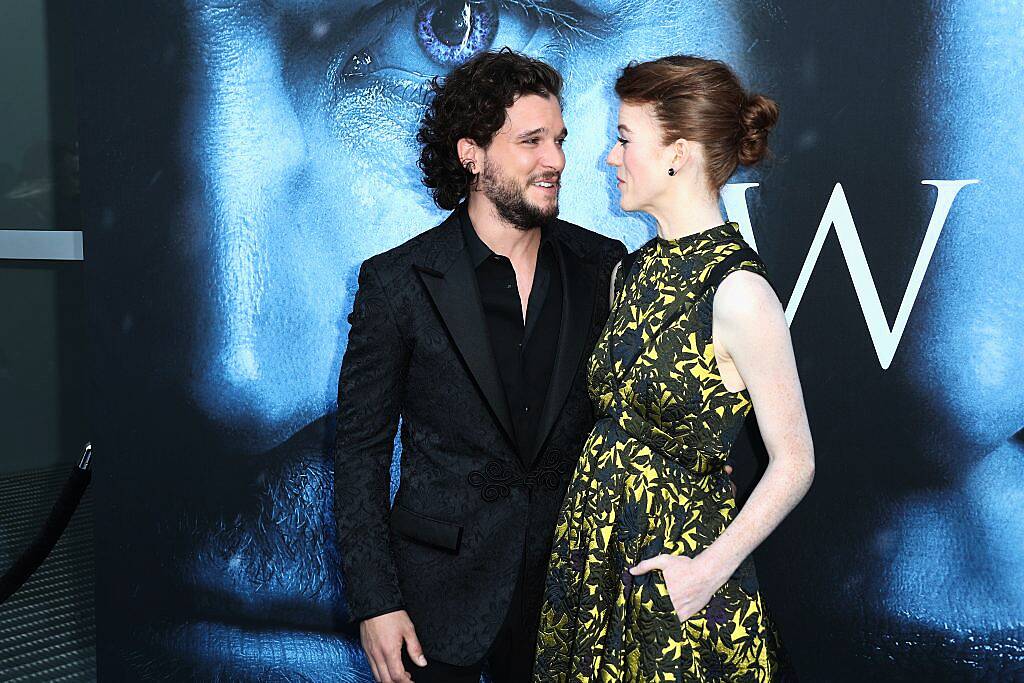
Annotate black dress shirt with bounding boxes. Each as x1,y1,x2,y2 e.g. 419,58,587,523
461,211,562,458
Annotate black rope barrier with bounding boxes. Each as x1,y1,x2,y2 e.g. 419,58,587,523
0,443,93,605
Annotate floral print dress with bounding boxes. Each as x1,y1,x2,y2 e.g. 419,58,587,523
534,223,786,682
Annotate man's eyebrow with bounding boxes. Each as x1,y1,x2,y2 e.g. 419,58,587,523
514,127,569,140
515,127,548,139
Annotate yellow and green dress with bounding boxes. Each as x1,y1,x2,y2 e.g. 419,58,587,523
534,222,786,682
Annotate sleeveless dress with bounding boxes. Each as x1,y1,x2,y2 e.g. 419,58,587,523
533,222,785,682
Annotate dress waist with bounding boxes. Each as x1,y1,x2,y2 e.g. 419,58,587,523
601,396,728,481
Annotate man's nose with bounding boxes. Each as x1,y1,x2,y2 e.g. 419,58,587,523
179,8,311,450
542,142,567,172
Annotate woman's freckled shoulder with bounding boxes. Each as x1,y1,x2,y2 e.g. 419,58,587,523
714,270,778,324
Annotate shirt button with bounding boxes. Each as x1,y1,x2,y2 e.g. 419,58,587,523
524,406,530,413
506,283,513,289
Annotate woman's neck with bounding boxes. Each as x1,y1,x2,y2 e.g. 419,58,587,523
649,186,725,241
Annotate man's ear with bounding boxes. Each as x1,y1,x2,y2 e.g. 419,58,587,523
457,138,481,175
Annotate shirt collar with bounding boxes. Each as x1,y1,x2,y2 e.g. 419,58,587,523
458,202,555,269
459,203,494,268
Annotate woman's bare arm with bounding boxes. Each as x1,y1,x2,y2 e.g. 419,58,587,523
699,269,815,576
631,268,814,619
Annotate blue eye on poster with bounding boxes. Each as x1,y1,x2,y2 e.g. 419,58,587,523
75,1,1023,680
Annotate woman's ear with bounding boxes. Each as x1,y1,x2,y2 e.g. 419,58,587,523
671,138,692,170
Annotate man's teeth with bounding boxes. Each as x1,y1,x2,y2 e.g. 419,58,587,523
535,181,556,188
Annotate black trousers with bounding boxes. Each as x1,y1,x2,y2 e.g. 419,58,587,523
402,571,537,683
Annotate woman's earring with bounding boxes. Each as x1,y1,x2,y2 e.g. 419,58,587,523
668,168,676,176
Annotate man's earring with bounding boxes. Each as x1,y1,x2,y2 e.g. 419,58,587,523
463,160,476,173
668,168,676,176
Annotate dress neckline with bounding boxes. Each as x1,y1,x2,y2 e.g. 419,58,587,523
655,222,742,257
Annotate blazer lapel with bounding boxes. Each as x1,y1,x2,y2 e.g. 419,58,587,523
415,212,516,446
526,233,596,467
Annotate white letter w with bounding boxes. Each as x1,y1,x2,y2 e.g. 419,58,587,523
724,180,978,369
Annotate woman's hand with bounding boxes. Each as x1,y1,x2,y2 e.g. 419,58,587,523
630,553,733,621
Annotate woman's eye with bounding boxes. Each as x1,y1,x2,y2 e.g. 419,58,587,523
332,0,597,99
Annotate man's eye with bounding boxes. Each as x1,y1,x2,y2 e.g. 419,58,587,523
416,1,500,68
333,0,596,99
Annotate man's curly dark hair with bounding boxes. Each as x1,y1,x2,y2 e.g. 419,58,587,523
417,48,563,210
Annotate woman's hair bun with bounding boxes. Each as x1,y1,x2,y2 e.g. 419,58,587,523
737,94,779,166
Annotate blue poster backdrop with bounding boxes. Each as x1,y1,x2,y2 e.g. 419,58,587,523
76,1,1023,680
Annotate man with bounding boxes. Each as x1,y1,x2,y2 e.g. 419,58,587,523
334,50,625,682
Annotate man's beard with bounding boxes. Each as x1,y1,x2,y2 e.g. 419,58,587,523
479,160,559,230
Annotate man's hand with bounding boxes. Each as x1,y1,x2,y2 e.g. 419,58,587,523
359,610,427,683
724,463,737,497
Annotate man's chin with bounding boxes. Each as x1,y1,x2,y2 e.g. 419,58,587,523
529,197,560,226
508,206,559,231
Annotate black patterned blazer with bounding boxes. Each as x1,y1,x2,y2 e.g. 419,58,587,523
333,205,625,666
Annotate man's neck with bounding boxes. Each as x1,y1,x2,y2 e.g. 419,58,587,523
466,195,542,263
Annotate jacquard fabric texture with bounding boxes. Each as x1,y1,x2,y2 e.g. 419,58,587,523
334,207,626,666
534,222,786,682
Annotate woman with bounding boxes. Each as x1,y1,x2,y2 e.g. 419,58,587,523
534,56,815,681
